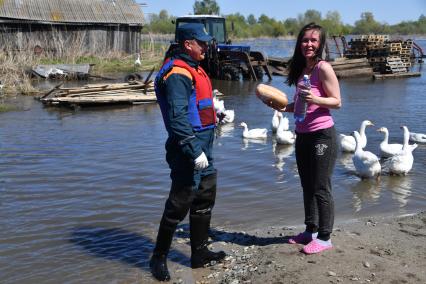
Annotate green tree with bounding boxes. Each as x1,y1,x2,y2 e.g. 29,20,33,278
417,14,426,33
144,10,175,34
225,13,249,38
258,14,272,25
353,12,382,34
193,0,220,15
247,14,257,25
321,11,344,35
299,9,322,25
256,14,286,37
144,9,426,37
283,18,299,36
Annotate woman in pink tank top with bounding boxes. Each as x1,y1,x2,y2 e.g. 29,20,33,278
283,23,341,254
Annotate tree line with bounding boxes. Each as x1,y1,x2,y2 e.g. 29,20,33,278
143,7,426,38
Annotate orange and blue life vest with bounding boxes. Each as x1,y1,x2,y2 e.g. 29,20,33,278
155,58,216,132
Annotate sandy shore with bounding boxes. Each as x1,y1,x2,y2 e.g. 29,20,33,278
147,211,426,283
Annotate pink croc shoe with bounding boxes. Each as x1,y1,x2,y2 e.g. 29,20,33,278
302,239,332,254
288,232,314,245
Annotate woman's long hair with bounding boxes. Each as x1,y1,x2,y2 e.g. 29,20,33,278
286,23,326,86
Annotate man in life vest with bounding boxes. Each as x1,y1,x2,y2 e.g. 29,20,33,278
150,23,226,282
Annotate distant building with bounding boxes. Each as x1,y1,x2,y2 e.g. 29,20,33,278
0,0,145,55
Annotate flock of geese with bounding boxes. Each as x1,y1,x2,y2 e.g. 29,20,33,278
340,120,424,180
213,94,424,180
214,94,295,144
238,111,296,144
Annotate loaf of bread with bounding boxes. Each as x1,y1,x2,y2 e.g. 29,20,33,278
255,84,288,109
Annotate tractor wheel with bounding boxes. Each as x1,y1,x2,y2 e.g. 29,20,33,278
242,70,251,80
124,73,138,83
254,66,264,80
221,66,240,81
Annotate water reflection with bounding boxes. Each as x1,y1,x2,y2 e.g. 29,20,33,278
272,143,294,172
216,122,235,138
339,152,355,173
70,226,154,269
350,179,382,212
385,175,413,208
241,137,267,150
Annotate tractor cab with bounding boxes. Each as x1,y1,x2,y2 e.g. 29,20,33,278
167,15,271,81
175,15,227,44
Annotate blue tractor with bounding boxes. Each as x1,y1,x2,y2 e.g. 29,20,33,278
166,15,272,81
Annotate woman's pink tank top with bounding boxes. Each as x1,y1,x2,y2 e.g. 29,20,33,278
293,61,334,133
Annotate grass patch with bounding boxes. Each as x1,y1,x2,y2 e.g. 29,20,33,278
38,53,164,74
0,37,169,96
0,103,17,112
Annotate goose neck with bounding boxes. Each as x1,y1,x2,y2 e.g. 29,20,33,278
382,130,389,143
402,128,409,150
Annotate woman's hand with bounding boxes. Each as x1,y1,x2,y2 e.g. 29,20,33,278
297,83,316,104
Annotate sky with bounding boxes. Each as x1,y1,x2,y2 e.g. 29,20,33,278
139,0,425,25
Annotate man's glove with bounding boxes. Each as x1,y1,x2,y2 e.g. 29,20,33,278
194,152,209,170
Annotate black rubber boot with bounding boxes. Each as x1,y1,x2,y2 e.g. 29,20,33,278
150,217,176,281
190,214,226,268
191,246,226,268
149,254,170,282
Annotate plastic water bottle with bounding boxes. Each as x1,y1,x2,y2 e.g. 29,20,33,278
294,74,310,122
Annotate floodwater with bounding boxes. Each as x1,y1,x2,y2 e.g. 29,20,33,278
1,38,426,283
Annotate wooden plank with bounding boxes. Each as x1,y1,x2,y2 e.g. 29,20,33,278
66,88,155,97
331,62,371,71
335,67,374,78
373,72,421,79
63,83,152,95
268,65,288,76
330,58,368,66
45,94,157,104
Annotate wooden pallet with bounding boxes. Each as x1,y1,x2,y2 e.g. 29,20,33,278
373,72,420,79
38,81,157,107
384,56,408,74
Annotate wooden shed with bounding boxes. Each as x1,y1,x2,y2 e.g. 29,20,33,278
0,0,145,55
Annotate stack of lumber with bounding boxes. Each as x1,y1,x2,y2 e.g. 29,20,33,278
346,35,389,58
397,40,412,68
345,35,414,74
38,81,156,107
330,58,373,78
383,56,408,74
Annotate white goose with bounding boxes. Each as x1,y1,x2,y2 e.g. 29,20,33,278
213,95,235,124
377,127,403,158
280,114,290,131
220,109,235,124
213,96,225,113
409,132,426,143
276,115,295,145
352,131,381,180
389,126,418,175
213,89,224,97
134,54,141,66
339,120,374,152
271,110,282,133
240,122,267,139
